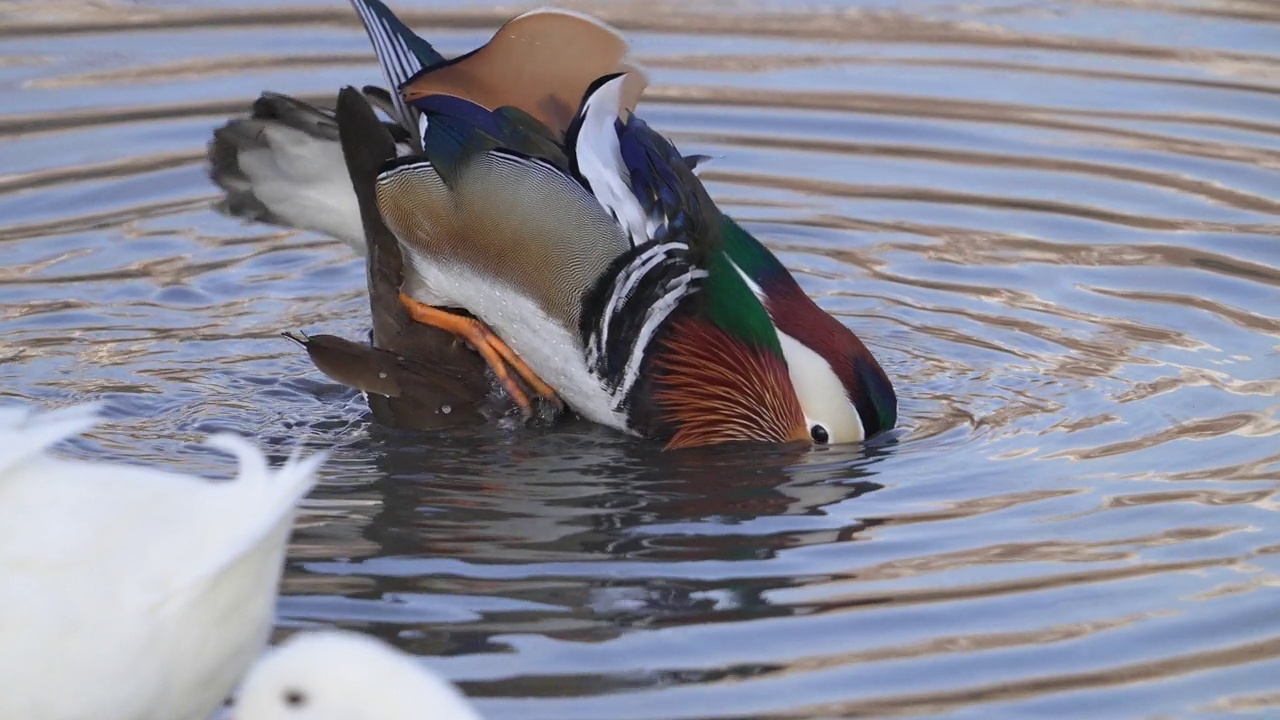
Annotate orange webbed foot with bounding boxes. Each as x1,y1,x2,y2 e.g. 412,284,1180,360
397,293,562,416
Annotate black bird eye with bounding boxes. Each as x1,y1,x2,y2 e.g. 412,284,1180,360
810,424,829,444
284,689,307,708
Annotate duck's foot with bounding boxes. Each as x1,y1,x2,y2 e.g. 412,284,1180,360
397,293,563,417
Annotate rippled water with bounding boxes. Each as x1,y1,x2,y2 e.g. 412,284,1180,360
4,0,1280,716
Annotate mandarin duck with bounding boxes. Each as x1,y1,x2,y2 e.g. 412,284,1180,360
350,0,897,448
288,87,520,429
210,0,896,449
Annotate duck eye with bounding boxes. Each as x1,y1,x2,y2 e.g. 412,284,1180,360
284,689,307,708
810,424,829,444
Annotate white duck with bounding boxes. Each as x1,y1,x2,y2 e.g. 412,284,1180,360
233,630,483,720
0,403,326,720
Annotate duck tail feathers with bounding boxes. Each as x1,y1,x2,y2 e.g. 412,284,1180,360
208,92,402,254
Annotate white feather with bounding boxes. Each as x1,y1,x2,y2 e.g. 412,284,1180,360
0,402,100,476
594,241,685,361
728,258,765,300
234,124,414,256
574,74,649,244
777,330,866,444
0,403,326,720
349,0,428,132
233,630,484,720
614,267,706,402
235,124,368,254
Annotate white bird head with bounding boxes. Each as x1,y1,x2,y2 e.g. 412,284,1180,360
232,630,483,720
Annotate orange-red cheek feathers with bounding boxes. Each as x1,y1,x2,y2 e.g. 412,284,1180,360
649,317,809,450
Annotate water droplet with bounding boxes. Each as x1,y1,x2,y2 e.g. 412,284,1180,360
441,404,452,414
378,371,388,379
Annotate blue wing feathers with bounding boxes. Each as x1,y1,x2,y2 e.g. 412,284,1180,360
409,94,570,185
615,115,709,244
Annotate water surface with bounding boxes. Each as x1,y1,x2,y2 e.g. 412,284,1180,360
2,0,1279,717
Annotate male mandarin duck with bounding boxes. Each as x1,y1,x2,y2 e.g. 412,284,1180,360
211,0,896,449
354,0,896,448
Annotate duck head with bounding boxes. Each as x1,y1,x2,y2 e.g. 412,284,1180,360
639,217,896,450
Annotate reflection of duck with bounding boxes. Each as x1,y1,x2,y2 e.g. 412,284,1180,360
331,434,887,643
211,0,895,449
0,404,324,720
369,436,884,566
235,630,483,720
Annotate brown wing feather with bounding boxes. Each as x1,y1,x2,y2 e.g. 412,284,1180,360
402,9,648,136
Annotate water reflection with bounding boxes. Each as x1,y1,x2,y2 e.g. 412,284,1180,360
296,429,886,574
279,432,887,672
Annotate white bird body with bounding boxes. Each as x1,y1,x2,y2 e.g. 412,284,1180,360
0,404,325,720
234,630,483,720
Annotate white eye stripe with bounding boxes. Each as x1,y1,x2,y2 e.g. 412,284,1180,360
727,258,765,301
777,331,864,444
723,257,863,444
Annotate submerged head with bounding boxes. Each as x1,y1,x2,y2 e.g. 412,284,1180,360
233,630,482,720
651,312,896,450
652,218,896,450
763,282,897,447
732,220,896,446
